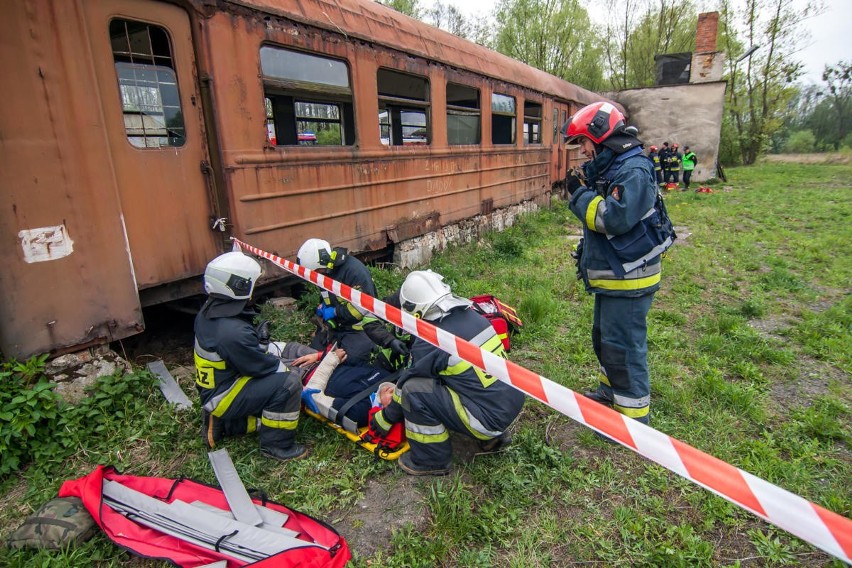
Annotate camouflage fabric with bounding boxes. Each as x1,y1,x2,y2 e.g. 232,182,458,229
7,497,96,549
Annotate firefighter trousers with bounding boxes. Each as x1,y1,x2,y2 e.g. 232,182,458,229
592,293,655,424
210,371,302,450
386,377,507,468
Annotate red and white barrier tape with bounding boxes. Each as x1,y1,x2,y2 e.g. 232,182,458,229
233,238,852,562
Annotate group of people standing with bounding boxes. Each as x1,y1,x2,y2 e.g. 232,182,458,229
648,142,698,190
191,100,673,477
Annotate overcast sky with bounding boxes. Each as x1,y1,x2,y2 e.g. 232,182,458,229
419,0,852,85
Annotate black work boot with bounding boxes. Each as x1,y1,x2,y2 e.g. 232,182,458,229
478,432,512,454
201,410,224,449
583,391,613,407
261,444,308,462
398,453,450,476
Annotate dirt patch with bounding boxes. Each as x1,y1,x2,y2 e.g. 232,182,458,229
761,152,852,165
332,474,427,558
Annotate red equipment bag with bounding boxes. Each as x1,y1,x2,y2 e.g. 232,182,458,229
470,295,523,351
59,465,350,568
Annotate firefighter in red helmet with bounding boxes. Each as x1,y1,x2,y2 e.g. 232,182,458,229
561,102,675,428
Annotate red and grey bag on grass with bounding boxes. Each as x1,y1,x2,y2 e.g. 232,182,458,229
59,465,350,568
470,295,523,351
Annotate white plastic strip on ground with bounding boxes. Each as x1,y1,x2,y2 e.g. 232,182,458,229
233,238,852,562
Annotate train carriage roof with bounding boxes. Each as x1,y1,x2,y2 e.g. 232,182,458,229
225,0,621,111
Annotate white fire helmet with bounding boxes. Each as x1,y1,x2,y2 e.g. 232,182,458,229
399,270,471,320
203,251,262,300
297,238,333,270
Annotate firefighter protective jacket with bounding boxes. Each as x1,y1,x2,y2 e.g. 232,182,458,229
569,146,663,297
388,306,525,434
194,298,283,411
322,249,377,331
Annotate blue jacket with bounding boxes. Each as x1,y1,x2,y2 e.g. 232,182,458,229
569,146,663,297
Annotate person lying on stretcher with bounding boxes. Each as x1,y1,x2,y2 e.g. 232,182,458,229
267,341,395,432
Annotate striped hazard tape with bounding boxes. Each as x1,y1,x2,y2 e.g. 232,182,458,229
233,238,852,562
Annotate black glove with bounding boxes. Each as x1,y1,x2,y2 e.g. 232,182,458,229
571,238,584,280
256,320,271,347
389,338,410,359
564,169,585,198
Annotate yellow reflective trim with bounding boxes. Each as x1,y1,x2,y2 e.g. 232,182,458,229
589,272,661,290
345,302,363,321
598,372,611,387
585,196,604,231
247,417,258,434
261,415,298,430
374,410,393,432
405,428,450,444
447,389,492,440
441,335,505,375
211,376,251,418
613,404,650,418
194,352,225,389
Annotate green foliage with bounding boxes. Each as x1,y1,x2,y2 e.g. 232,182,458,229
783,130,817,153
720,0,820,164
493,0,604,89
0,358,159,480
0,355,58,476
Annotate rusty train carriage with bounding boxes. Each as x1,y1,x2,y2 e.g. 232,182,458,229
0,0,614,359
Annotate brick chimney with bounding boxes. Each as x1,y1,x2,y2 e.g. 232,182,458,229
695,12,719,53
690,12,723,83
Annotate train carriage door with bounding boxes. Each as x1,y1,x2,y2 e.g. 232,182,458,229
551,102,570,184
84,0,219,289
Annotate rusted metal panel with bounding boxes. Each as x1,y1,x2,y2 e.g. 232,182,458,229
229,0,619,111
83,0,220,288
0,0,143,358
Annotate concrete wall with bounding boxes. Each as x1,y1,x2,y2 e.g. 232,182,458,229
611,81,727,183
393,200,541,268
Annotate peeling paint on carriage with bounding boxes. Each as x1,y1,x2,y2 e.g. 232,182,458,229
1,0,618,358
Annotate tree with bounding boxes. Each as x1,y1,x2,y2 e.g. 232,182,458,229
493,0,605,90
424,1,471,38
376,0,422,19
783,130,816,153
719,0,823,165
610,0,697,89
820,61,852,150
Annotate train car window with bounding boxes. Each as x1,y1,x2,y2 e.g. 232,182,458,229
377,69,430,146
109,20,186,149
523,101,542,145
260,46,354,146
491,93,516,145
552,108,559,144
447,83,480,145
561,109,568,146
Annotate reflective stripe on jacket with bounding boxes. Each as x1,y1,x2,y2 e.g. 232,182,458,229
194,302,281,414
570,146,662,297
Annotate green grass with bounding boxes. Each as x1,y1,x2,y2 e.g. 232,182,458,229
1,163,850,566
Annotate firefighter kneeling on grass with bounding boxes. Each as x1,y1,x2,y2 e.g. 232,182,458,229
369,270,525,476
194,252,307,461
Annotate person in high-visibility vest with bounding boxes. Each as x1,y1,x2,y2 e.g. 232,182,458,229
682,146,697,191
561,102,672,426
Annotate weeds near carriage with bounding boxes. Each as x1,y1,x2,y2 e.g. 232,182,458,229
1,162,850,566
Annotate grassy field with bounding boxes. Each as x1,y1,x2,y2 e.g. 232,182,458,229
1,163,850,567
